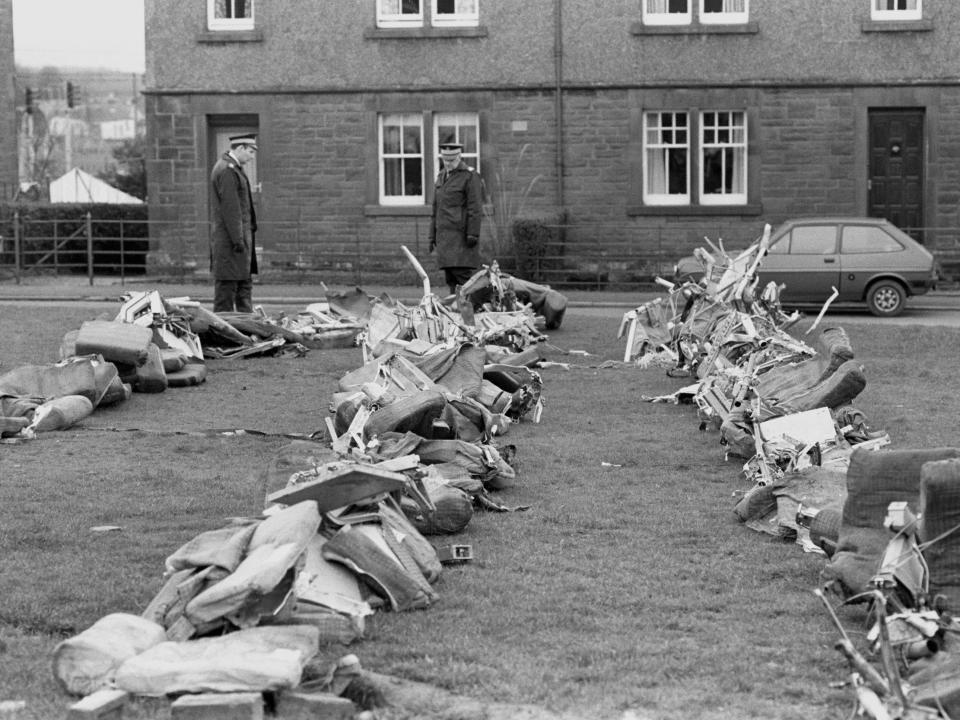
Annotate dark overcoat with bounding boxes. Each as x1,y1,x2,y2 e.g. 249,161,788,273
210,153,258,280
429,160,483,269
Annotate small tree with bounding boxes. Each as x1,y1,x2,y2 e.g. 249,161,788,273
20,109,60,188
482,144,542,265
98,136,147,201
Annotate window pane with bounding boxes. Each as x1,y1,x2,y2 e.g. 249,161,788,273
790,227,837,254
767,238,789,255
646,0,689,13
842,226,903,253
383,158,403,196
432,0,477,25
876,0,917,9
703,148,735,194
383,125,401,154
403,125,421,154
700,0,747,23
645,147,688,194
382,0,421,12
403,158,423,195
440,0,479,13
644,0,690,24
378,0,422,27
666,149,687,193
437,124,457,147
459,125,477,154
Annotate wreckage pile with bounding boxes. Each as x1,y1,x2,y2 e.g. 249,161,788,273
30,252,575,717
0,289,363,441
619,224,960,717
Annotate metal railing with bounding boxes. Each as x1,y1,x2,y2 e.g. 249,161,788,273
1,213,957,290
0,212,148,285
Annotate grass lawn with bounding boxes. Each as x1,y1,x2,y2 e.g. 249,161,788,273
0,302,956,720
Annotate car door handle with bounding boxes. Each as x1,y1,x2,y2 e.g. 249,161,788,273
823,257,836,264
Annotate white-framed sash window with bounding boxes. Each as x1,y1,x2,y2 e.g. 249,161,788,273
379,113,424,205
432,0,479,26
433,112,480,175
642,0,692,25
377,0,423,28
643,111,690,205
207,0,254,31
377,0,479,28
700,111,747,205
642,109,748,206
642,0,747,25
871,0,921,21
700,0,748,25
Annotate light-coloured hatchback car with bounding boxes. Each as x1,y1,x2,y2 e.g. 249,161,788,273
676,217,937,317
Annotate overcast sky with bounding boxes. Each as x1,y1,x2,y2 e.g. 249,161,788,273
12,0,145,73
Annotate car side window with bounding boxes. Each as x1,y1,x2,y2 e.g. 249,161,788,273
841,226,904,254
766,236,789,254
789,226,837,254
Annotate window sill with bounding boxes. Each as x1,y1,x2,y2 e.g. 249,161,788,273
860,18,933,33
364,25,489,40
364,204,432,216
630,21,758,35
627,203,763,217
196,29,264,43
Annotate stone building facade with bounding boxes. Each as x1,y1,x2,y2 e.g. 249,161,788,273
144,1,960,283
0,0,19,198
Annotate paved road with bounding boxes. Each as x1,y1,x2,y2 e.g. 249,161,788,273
576,294,960,327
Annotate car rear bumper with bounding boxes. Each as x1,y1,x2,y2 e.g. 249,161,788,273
909,276,936,296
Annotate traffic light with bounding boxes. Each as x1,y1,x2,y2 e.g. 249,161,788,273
25,87,33,114
66,81,75,108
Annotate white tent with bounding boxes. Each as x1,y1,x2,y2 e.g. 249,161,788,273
49,167,143,204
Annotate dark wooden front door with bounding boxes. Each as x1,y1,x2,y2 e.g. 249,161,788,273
868,109,924,240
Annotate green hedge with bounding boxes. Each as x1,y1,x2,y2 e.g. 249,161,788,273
0,203,149,274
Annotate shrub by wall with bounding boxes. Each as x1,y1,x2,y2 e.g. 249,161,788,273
511,214,565,282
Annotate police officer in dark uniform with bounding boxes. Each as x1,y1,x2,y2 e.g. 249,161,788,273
210,134,258,312
428,141,484,297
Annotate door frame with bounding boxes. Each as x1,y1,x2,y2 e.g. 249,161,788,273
867,107,925,240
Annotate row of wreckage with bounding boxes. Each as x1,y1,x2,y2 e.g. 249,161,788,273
4,252,576,717
619,224,960,718
0,289,367,440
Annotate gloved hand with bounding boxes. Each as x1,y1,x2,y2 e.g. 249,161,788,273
429,239,437,253
232,242,244,254
465,235,478,248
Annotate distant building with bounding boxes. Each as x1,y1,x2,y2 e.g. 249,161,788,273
100,119,136,141
143,0,960,278
0,0,18,200
50,167,143,204
47,116,88,138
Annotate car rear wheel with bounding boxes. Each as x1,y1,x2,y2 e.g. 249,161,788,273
866,280,906,317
